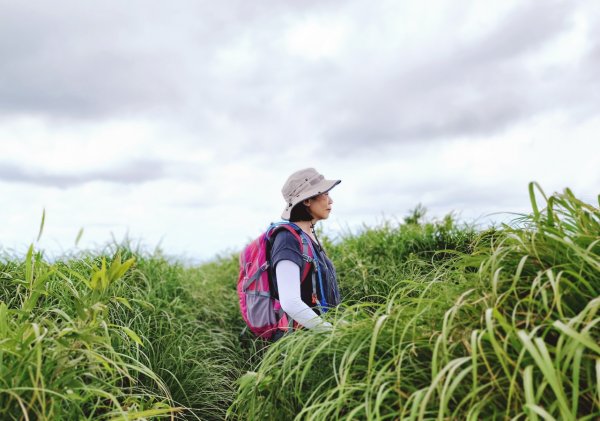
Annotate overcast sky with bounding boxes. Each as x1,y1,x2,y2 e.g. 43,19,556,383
1,0,598,261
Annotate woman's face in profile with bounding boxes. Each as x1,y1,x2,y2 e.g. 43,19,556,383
306,192,333,221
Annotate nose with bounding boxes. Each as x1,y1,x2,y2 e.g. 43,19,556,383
328,195,334,204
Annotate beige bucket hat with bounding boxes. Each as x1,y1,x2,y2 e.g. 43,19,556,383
281,168,341,220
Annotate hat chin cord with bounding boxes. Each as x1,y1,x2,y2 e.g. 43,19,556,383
310,221,325,253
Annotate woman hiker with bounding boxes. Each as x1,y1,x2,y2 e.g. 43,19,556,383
270,168,342,340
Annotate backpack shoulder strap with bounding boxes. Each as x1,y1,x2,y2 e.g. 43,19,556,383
268,223,314,283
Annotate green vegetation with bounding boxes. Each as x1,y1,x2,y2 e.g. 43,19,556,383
0,248,245,419
0,183,598,420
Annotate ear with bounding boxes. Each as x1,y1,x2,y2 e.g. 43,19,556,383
303,198,312,206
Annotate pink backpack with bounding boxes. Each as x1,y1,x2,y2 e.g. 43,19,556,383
238,222,315,340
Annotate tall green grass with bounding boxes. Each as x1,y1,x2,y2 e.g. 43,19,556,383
1,184,597,419
230,184,599,420
105,251,247,420
0,249,178,419
0,247,247,420
326,208,476,303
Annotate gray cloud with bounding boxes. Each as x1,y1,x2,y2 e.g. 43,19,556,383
0,2,188,119
0,0,597,160
0,0,331,121
0,160,166,187
457,1,570,64
321,1,582,149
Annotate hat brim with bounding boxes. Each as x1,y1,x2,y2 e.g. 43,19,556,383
281,179,341,220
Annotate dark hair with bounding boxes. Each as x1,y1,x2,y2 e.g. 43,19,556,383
289,202,313,222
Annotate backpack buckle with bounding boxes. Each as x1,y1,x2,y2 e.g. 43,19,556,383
260,262,269,271
302,254,313,263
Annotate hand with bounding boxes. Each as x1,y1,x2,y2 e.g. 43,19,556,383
314,321,333,332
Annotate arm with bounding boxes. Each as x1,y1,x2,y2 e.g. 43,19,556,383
276,260,332,330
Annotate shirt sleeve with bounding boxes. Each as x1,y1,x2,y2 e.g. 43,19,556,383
276,260,332,330
270,229,304,270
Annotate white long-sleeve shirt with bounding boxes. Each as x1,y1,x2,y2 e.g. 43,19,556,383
275,260,332,330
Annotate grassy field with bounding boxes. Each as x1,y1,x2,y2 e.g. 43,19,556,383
0,183,598,420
